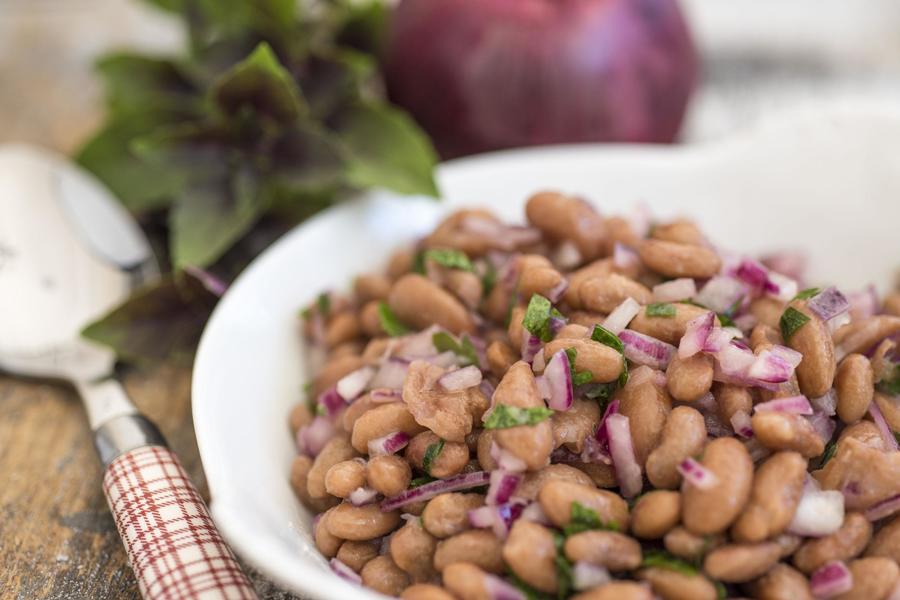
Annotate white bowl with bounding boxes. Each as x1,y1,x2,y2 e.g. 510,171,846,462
193,107,900,599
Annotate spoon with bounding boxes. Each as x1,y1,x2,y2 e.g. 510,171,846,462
0,144,258,600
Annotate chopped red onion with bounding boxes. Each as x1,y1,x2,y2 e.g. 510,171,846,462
397,325,440,357
468,501,526,539
424,351,462,369
789,481,845,536
519,501,551,525
806,412,836,444
744,437,772,463
704,326,741,353
869,401,899,451
808,287,850,323
679,311,716,358
439,365,483,391
543,349,574,411
606,413,642,498
754,395,813,415
826,311,852,334
535,375,551,400
766,272,799,303
730,410,754,438
866,494,900,522
810,390,838,417
712,341,779,391
296,416,335,457
486,470,522,505
602,297,641,335
653,278,697,303
810,561,853,599
619,330,676,370
762,251,807,283
479,379,496,403
348,487,379,506
696,276,747,313
336,366,375,401
733,313,758,332
370,388,402,403
330,558,362,585
625,203,652,239
771,344,804,368
370,358,409,390
734,259,778,295
317,387,348,418
847,284,879,320
579,435,612,465
746,349,797,385
490,441,528,473
367,431,410,457
381,471,491,511
677,457,718,489
612,242,640,272
521,334,543,363
573,562,611,591
483,572,526,600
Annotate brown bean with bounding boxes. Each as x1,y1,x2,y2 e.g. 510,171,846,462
557,323,592,339
329,341,363,361
391,520,438,582
631,490,681,539
834,315,900,358
290,455,339,513
571,581,653,600
750,323,783,350
793,512,872,573
493,362,554,470
326,502,401,541
444,269,483,310
666,353,714,402
360,555,410,596
422,493,484,538
503,520,558,593
401,584,456,600
539,481,630,531
636,568,718,600
618,380,671,466
835,354,874,423
388,248,415,279
839,420,886,451
351,402,426,453
552,399,601,453
682,437,753,535
885,292,900,316
564,530,642,571
573,461,618,489
815,436,900,511
341,394,377,432
519,266,567,302
486,340,517,378
564,259,614,307
751,412,825,458
325,312,361,348
872,339,898,382
651,220,707,246
325,459,367,498
833,557,899,600
433,530,504,574
406,431,470,478
289,402,313,434
355,273,392,302
543,338,624,383
646,406,707,489
732,451,807,543
525,191,607,260
875,392,900,433
443,562,492,600
336,540,379,573
579,273,652,314
315,508,343,558
403,360,486,442
774,532,803,558
714,382,753,427
638,239,722,279
866,514,900,562
476,430,498,471
389,274,475,334
366,455,412,497
750,297,787,331
703,542,781,583
664,526,724,562
313,354,366,397
748,563,813,600
308,436,358,499
359,301,384,337
785,300,836,398
517,464,595,500
629,302,712,345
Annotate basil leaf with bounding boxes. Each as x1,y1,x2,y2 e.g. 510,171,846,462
422,440,445,475
584,382,617,401
409,476,437,488
646,302,676,318
432,332,478,366
316,292,331,316
424,249,473,272
481,260,497,298
484,405,554,429
378,302,410,337
715,581,727,600
779,307,811,341
564,347,594,386
641,550,699,576
590,324,624,354
794,287,822,301
878,364,900,396
562,501,619,536
552,532,574,600
717,312,736,328
523,294,555,342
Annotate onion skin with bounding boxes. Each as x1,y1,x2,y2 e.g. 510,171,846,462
385,0,698,158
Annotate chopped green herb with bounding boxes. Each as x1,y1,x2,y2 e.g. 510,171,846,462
481,260,497,298
794,287,822,301
562,501,620,536
717,312,736,328
895,432,900,447
316,292,331,316
412,250,427,275
815,440,838,469
618,361,629,388
424,248,474,271
483,405,554,429
646,302,676,318
779,307,810,341
679,299,708,309
552,532,574,600
409,476,437,488
564,347,594,386
590,324,624,354
378,302,410,337
641,550,699,576
422,440,445,475
715,581,727,600
523,294,560,342
584,382,617,401
315,403,327,416
878,363,900,396
432,332,479,366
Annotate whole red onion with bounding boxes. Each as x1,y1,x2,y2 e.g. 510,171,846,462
385,0,698,158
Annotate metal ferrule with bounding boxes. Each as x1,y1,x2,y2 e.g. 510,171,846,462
93,414,167,466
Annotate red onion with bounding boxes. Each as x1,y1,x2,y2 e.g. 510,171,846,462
382,471,491,511
810,390,838,417
386,0,697,158
490,441,528,473
678,311,715,358
733,259,780,295
336,366,375,401
468,501,526,539
519,502,550,526
653,278,697,303
317,387,348,418
618,330,676,370
602,297,641,335
766,272,799,303
869,401,899,451
810,561,853,599
730,410,754,438
866,494,900,522
789,480,845,537
348,487,379,506
754,395,813,416
439,365,483,391
807,412,836,444
553,240,582,270
808,286,850,322
703,327,741,353
425,351,462,369
330,558,362,585
370,358,409,390
367,431,411,457
370,388,402,403
543,349,574,410
521,333,543,363
847,284,879,320
746,349,797,385
579,434,612,465
677,457,718,489
612,243,640,273
486,470,522,505
397,325,440,357
296,416,335,457
762,250,807,283
606,413,642,498
695,276,746,314
573,562,611,591
483,573,526,600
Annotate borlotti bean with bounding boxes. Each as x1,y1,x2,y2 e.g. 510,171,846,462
289,194,900,599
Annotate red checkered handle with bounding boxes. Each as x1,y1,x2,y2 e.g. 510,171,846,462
103,445,258,600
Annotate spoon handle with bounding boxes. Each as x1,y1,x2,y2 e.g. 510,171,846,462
97,415,258,600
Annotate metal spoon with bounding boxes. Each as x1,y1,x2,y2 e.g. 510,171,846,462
0,144,257,600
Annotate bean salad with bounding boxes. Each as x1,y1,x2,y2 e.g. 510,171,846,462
290,191,900,600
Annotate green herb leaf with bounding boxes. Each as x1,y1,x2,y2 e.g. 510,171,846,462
590,324,624,354
562,501,619,536
422,439,445,475
432,332,479,366
378,302,410,337
794,287,822,301
618,362,630,388
565,347,594,386
715,581,727,600
481,260,497,298
316,292,331,316
552,532,574,600
409,476,437,488
584,382,617,401
878,363,900,396
646,302,676,318
641,550,700,576
483,405,554,429
423,249,473,271
523,294,555,342
779,307,811,341
717,312,736,328
95,53,201,117
814,440,838,469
